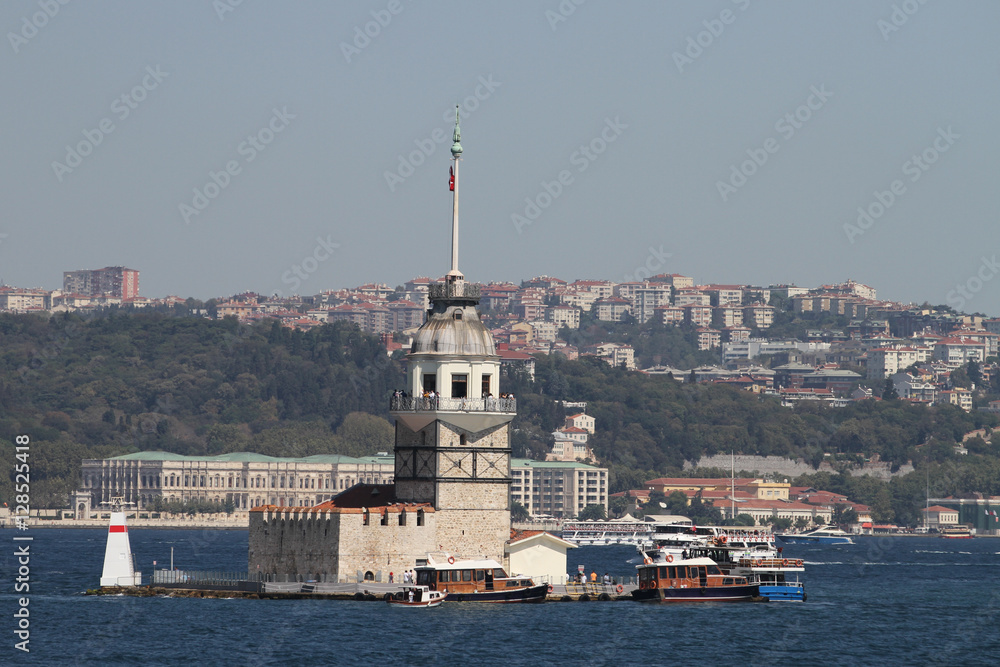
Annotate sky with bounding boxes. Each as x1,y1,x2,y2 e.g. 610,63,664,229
2,1,999,315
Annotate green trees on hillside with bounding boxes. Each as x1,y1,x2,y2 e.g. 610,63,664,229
0,312,402,506
3,309,1000,520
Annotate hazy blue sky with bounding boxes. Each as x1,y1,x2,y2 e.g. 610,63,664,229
3,1,999,315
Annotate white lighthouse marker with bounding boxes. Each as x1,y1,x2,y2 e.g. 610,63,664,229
100,497,141,587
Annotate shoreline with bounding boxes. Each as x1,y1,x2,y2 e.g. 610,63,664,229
4,520,249,530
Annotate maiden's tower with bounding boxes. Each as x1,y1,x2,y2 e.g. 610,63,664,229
248,110,516,581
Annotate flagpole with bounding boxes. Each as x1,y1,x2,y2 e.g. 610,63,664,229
448,105,463,282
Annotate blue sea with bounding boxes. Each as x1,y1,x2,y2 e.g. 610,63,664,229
2,529,999,665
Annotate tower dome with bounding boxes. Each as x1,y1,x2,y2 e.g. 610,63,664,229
410,284,495,357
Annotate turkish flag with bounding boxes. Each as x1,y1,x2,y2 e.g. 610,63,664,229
449,166,455,191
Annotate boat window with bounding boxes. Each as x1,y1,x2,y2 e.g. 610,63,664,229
462,570,472,582
521,580,531,586
475,570,485,581
668,566,677,579
723,578,734,585
438,571,449,583
505,581,520,588
687,567,699,579
417,571,430,585
659,566,668,579
707,565,722,576
494,568,507,579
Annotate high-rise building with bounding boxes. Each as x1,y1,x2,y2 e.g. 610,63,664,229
63,266,139,299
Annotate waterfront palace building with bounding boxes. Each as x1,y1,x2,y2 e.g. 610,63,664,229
75,451,395,518
77,452,606,522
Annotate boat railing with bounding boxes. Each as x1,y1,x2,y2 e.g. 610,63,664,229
737,557,804,569
390,396,516,413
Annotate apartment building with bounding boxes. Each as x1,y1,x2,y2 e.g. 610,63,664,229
511,459,608,519
63,266,139,299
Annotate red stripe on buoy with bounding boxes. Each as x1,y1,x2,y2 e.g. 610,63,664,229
109,525,127,533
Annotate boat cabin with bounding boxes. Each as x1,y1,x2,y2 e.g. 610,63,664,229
415,559,533,593
637,557,748,591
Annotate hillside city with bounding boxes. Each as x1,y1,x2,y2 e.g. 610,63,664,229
5,266,1000,413
4,265,1000,534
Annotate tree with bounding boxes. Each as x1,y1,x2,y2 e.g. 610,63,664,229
646,489,668,510
882,378,899,401
665,491,690,517
968,360,982,388
335,412,394,456
608,496,629,518
832,503,859,527
794,516,810,530
511,501,530,522
577,504,607,521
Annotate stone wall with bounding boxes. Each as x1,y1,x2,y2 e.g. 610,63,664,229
684,454,914,480
248,507,438,581
434,508,509,563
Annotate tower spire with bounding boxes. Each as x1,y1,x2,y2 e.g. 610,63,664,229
447,106,463,283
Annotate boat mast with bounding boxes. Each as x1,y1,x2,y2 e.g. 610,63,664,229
730,451,735,523
924,470,929,531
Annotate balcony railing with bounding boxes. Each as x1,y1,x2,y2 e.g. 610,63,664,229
428,283,481,300
390,396,516,413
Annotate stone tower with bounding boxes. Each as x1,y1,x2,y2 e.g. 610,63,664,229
389,108,514,562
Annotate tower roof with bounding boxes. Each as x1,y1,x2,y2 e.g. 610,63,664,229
410,299,496,357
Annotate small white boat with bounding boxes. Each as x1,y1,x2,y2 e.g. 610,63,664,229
387,585,447,608
776,526,854,545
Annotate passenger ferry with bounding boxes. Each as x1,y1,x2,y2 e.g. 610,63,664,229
632,555,760,603
561,517,656,546
940,525,974,539
414,555,547,603
632,525,775,565
776,526,854,545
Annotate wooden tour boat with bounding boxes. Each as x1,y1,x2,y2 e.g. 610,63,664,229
414,555,548,603
631,556,761,603
386,585,447,608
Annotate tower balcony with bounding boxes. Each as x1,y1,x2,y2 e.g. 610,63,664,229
428,282,480,301
390,395,516,432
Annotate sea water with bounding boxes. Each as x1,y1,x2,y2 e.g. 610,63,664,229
2,529,998,665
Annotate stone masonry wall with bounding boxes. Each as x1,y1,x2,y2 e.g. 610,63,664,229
248,508,438,581
685,454,914,480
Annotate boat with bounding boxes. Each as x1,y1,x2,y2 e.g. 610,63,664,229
631,525,774,565
687,538,807,602
776,526,854,545
414,555,548,603
387,585,447,608
561,515,656,546
631,554,760,602
940,525,974,539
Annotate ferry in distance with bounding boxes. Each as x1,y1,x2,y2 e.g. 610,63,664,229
561,514,658,546
940,525,974,539
776,526,854,545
